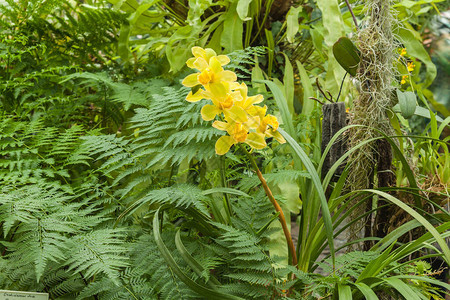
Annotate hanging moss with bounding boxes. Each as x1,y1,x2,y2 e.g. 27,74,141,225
347,0,398,247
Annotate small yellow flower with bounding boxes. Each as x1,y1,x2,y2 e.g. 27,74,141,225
401,75,408,85
399,48,407,57
407,62,415,72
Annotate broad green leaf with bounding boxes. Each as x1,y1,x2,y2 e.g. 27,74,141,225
382,278,421,300
221,3,243,52
265,29,274,77
332,37,360,76
310,24,325,55
422,88,450,117
277,181,301,214
202,187,251,198
286,6,302,43
325,53,346,99
396,89,416,119
365,190,450,265
118,21,131,62
316,0,344,46
206,18,225,51
187,0,215,29
358,241,396,281
371,220,421,252
413,106,444,123
166,26,198,72
392,275,450,291
251,58,266,93
278,128,336,268
296,60,314,115
393,0,444,9
353,282,378,300
438,116,450,137
282,53,295,115
338,284,352,300
128,0,159,25
236,0,252,21
175,230,221,287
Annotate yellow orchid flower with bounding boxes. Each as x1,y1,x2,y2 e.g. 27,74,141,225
234,83,264,112
186,47,230,71
212,121,266,155
182,46,285,155
182,50,236,91
250,105,286,144
407,61,415,72
399,48,407,57
201,90,247,123
401,75,408,85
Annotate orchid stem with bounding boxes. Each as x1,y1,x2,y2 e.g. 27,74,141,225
344,0,358,30
240,144,298,267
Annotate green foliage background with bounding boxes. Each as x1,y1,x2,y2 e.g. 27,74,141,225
0,0,448,299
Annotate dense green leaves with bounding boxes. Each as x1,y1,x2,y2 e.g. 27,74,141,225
0,0,448,299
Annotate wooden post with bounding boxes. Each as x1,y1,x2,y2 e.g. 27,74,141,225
321,102,347,181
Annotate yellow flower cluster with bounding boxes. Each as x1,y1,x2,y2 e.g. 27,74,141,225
398,48,415,85
182,47,285,155
400,62,415,85
401,75,409,85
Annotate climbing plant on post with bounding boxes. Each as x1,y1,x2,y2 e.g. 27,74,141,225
348,0,397,247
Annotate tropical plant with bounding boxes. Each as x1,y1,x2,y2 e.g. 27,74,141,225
0,0,448,299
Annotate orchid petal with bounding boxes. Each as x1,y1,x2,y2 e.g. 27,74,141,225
271,130,286,144
205,48,217,60
210,56,223,73
216,55,230,66
224,105,248,123
201,104,220,121
193,57,208,71
186,57,196,69
246,94,264,106
212,120,230,131
218,70,237,82
182,73,199,87
245,132,266,149
192,46,206,58
186,89,204,102
215,135,235,155
208,82,229,99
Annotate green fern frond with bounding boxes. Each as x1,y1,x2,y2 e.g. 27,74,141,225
226,47,266,79
0,185,78,282
130,233,198,300
237,169,310,192
124,184,210,218
44,269,84,299
164,127,221,148
65,228,129,285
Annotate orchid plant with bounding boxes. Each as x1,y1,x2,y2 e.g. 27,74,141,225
182,46,285,155
182,46,298,266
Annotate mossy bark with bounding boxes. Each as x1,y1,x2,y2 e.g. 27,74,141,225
347,0,396,248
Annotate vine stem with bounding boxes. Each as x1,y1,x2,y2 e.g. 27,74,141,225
239,145,298,267
344,0,358,29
